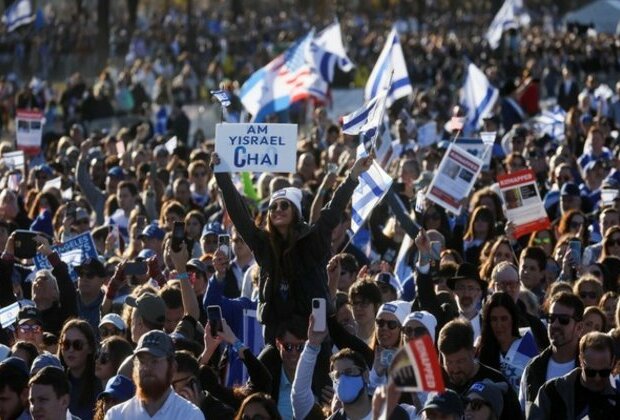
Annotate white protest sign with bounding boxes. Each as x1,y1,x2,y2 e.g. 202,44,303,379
43,176,62,192
601,189,619,207
16,109,44,155
0,302,20,328
214,123,298,173
426,143,483,215
2,150,25,172
164,136,178,154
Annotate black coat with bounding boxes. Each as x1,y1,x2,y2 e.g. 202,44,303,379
216,172,357,342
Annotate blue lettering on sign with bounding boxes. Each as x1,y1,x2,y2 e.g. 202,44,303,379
228,136,285,146
247,125,268,134
234,146,279,168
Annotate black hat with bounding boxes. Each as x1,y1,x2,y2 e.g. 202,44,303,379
76,257,107,278
448,263,487,290
17,306,42,326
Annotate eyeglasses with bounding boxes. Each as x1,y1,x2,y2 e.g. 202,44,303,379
465,398,491,411
96,351,110,364
533,237,551,244
281,343,304,353
329,367,363,382
579,291,598,300
18,324,42,334
268,201,290,212
61,339,85,352
546,313,575,326
375,319,400,330
607,239,620,247
99,327,118,338
584,367,612,378
402,326,428,338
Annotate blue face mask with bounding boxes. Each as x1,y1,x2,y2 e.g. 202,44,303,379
335,374,365,404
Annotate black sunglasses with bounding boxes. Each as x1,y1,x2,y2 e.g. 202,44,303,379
584,368,611,378
546,313,575,326
402,326,428,338
61,339,85,351
376,319,400,330
281,343,304,353
268,201,290,212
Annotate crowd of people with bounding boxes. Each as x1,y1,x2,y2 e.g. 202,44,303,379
0,1,620,420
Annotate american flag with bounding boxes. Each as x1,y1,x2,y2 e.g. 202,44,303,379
277,32,324,103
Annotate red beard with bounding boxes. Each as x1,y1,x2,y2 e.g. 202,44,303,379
135,366,173,401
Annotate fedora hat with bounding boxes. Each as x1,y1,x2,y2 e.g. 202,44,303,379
447,262,486,290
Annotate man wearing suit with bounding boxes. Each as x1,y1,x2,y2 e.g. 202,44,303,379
557,66,579,112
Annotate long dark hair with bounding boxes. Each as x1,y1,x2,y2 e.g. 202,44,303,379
58,319,98,409
264,203,301,279
478,292,520,370
234,393,282,420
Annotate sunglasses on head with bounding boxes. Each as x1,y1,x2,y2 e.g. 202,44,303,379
579,291,598,300
546,313,575,326
281,343,304,353
402,326,428,338
268,201,290,212
376,319,400,330
584,367,611,378
61,339,85,352
465,398,491,411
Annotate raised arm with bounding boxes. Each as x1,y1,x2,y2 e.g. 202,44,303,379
0,234,18,307
76,139,106,225
169,242,200,321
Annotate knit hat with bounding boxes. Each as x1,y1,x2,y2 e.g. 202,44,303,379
269,187,302,216
404,311,437,343
376,300,411,325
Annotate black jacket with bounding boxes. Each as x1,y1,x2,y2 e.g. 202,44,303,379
216,172,358,342
521,346,557,416
40,252,79,336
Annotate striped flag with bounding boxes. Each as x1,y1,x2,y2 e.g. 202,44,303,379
2,0,35,32
365,27,412,107
486,0,531,49
460,62,499,132
310,20,354,82
530,106,566,140
351,145,393,234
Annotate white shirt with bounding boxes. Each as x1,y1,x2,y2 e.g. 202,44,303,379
545,357,575,381
104,388,204,420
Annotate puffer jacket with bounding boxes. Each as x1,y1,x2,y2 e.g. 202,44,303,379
215,171,358,343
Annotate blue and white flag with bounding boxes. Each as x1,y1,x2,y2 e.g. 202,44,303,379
460,62,499,132
365,27,412,107
530,105,566,141
2,0,35,32
342,91,387,138
486,0,531,49
310,21,354,82
351,145,393,234
210,89,232,107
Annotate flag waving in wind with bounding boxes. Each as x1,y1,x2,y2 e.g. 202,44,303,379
460,62,499,132
310,20,354,82
240,30,327,122
365,27,412,107
2,0,35,32
486,0,531,49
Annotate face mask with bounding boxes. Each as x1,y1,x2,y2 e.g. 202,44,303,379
335,374,365,404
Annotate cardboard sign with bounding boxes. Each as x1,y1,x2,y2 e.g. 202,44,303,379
498,169,550,238
33,232,98,281
15,109,44,155
388,335,445,392
426,143,483,215
214,123,298,173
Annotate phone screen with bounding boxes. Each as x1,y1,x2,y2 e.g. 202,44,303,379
218,234,231,258
207,305,223,338
171,221,185,252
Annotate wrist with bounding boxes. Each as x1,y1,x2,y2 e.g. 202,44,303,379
232,340,245,353
176,271,189,280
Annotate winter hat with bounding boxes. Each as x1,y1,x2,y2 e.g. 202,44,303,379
376,300,411,325
269,187,303,216
404,311,437,343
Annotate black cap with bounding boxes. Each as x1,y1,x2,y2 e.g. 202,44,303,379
17,306,42,326
76,257,107,278
448,263,487,290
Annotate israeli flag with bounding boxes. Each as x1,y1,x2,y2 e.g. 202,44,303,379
460,62,499,132
365,27,412,107
310,21,354,82
342,91,387,135
210,89,232,107
2,0,35,32
530,106,566,141
486,0,531,49
351,145,393,234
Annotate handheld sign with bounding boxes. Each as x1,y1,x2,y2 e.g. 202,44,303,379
214,123,298,173
33,232,98,281
0,302,20,328
16,109,44,155
388,335,445,392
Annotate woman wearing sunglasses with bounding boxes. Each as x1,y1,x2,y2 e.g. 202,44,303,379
94,336,133,386
527,229,555,257
477,292,538,393
212,152,373,343
234,393,282,420
464,380,508,420
573,276,603,308
58,318,102,420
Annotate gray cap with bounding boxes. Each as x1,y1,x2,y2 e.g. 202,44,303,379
466,380,508,418
125,293,166,328
31,352,63,375
134,330,175,358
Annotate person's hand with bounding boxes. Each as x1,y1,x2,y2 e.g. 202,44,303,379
561,247,574,274
307,314,328,346
211,153,221,167
203,321,223,351
79,138,93,159
177,379,200,405
326,256,341,292
372,382,402,420
217,318,238,344
319,172,338,192
4,232,15,255
169,241,189,273
212,249,229,280
104,230,117,254
358,264,369,280
505,221,517,242
350,152,374,180
414,229,431,257
34,235,52,257
320,385,335,407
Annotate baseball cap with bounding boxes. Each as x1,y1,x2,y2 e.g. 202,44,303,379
0,357,29,377
107,166,125,179
420,389,464,416
76,257,107,278
186,258,208,274
374,272,403,297
99,313,127,332
560,182,580,197
30,352,63,375
98,375,136,402
134,330,175,358
17,305,42,325
136,248,156,260
34,164,53,177
75,207,90,222
269,187,303,216
376,300,411,325
466,381,508,418
404,311,437,343
201,222,225,238
138,224,165,241
125,293,166,328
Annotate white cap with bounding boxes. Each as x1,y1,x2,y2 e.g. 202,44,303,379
376,300,411,325
404,311,438,343
99,313,127,331
269,187,303,217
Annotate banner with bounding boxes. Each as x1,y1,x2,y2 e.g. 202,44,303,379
497,169,550,238
388,335,445,392
0,302,20,328
1,150,25,172
214,123,298,173
16,109,44,155
426,143,483,215
33,232,98,281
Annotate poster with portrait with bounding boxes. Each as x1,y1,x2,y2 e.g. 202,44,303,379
15,109,44,155
498,169,550,238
